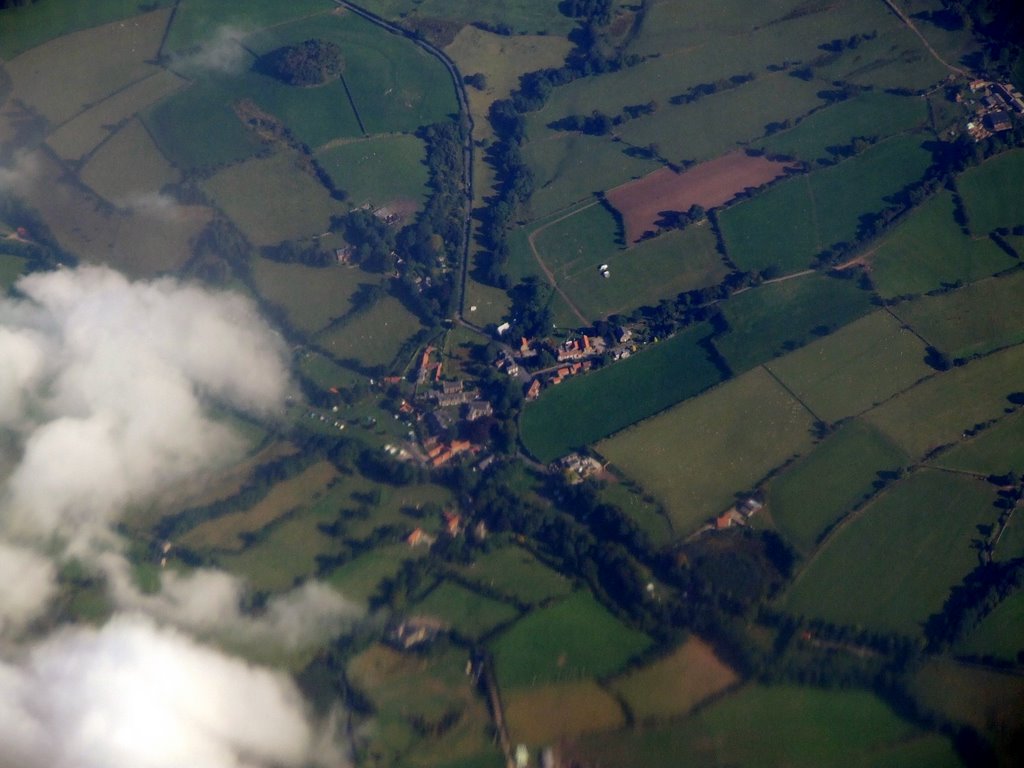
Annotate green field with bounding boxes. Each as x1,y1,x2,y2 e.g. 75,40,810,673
0,252,26,290
5,7,169,126
891,271,1024,360
315,296,425,370
719,135,934,275
957,149,1024,234
598,367,817,534
958,588,1024,663
765,309,932,423
251,257,372,334
0,0,174,59
360,0,576,36
523,134,661,219
869,190,1017,299
181,461,338,550
930,408,1024,478
317,134,429,209
599,482,676,549
347,643,500,768
161,0,331,54
782,470,997,636
244,10,457,138
458,546,574,605
79,118,181,205
46,69,186,162
767,420,910,554
142,74,266,172
202,150,346,246
490,591,651,689
614,73,827,166
714,273,875,375
521,323,725,463
532,206,729,320
758,92,929,163
610,637,739,721
413,582,518,640
572,684,960,768
863,342,1024,459
327,543,426,607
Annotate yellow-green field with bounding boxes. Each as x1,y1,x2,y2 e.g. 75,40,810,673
610,637,739,721
504,681,625,747
598,367,817,534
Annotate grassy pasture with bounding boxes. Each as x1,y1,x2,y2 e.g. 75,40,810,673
767,420,910,554
413,582,519,640
317,134,428,209
521,323,725,464
610,637,739,721
599,481,675,549
571,684,960,768
782,470,997,636
360,0,575,35
161,0,331,54
765,309,932,423
0,0,175,59
758,92,928,163
315,296,425,370
892,271,1024,360
714,273,875,375
614,74,826,166
46,69,186,162
869,190,1017,299
79,118,180,204
445,27,572,148
490,591,651,689
957,149,1024,234
0,252,26,290
534,206,729,320
142,74,265,172
5,8,170,125
107,204,213,277
524,133,661,219
458,546,574,605
930,408,1024,478
504,681,625,747
251,258,373,334
215,506,342,591
180,461,338,550
202,150,345,246
863,342,1024,459
15,149,121,263
958,588,1024,663
244,11,457,137
720,134,934,275
327,544,425,607
347,643,499,768
909,659,1024,760
598,367,817,534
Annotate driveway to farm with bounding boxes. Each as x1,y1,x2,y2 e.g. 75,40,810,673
882,0,968,77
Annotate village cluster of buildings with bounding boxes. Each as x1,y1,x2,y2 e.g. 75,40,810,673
963,80,1024,140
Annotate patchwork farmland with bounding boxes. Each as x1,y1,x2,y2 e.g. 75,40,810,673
3,0,1023,766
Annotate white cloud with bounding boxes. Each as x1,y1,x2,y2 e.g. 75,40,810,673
0,542,56,637
102,555,361,651
0,614,340,768
175,26,252,75
0,151,38,195
0,265,290,543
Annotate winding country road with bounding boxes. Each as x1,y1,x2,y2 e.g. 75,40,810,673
333,0,478,326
